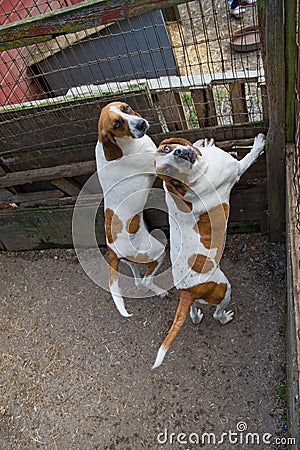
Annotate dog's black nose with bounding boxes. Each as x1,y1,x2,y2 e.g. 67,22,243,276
174,146,197,164
136,119,148,132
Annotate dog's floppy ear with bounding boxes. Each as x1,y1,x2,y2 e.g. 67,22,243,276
100,130,123,161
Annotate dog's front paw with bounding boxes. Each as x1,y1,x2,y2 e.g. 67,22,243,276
193,138,205,148
204,137,214,147
252,133,265,156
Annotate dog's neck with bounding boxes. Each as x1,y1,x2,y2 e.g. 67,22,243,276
115,134,155,156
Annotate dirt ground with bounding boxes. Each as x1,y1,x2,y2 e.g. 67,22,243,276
0,233,286,449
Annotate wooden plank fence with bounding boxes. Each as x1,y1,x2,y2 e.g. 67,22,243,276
286,144,300,448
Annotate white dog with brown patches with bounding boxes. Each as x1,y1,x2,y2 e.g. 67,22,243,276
95,101,166,318
152,134,265,368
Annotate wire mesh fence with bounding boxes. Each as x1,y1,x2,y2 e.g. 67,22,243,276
0,0,265,164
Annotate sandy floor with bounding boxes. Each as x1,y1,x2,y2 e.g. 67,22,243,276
0,233,286,449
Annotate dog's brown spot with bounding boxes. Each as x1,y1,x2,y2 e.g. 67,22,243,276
105,208,123,244
188,254,214,274
126,214,140,234
108,247,119,285
145,260,158,276
182,281,228,305
126,252,152,264
165,180,192,213
193,203,229,262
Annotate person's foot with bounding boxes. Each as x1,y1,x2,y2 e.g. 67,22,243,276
230,6,246,18
241,0,256,5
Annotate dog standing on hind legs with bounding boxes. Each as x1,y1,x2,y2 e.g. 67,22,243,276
152,133,265,368
95,102,167,318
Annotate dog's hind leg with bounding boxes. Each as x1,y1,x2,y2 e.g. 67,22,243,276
142,254,168,297
152,290,194,369
121,259,142,287
108,247,132,318
213,282,234,325
190,300,204,324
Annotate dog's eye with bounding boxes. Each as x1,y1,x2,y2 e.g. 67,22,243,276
161,145,172,153
114,119,123,129
123,105,131,114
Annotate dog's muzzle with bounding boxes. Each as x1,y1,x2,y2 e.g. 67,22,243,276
131,119,149,138
174,146,197,164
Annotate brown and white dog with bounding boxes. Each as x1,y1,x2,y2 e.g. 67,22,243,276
152,134,265,368
95,102,166,317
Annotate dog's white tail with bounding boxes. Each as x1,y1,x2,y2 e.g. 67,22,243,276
152,345,168,369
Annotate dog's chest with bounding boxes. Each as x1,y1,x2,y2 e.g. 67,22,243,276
165,190,229,289
95,140,156,200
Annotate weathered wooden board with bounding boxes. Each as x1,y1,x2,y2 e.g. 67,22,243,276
151,121,268,146
0,189,63,205
51,178,82,196
0,161,96,188
286,144,300,448
0,120,268,169
229,82,249,124
0,167,267,251
156,91,188,132
0,0,194,51
260,84,269,122
0,199,105,251
191,87,218,128
258,0,285,241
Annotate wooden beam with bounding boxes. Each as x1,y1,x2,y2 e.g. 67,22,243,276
257,0,285,241
191,87,218,128
260,84,269,122
11,190,64,204
0,0,194,51
285,0,297,142
229,82,249,124
156,92,188,132
0,166,6,176
151,120,268,146
0,197,105,250
51,178,82,196
286,144,300,447
0,160,96,188
0,163,22,195
0,189,12,201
